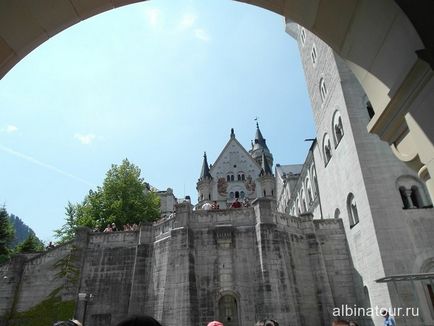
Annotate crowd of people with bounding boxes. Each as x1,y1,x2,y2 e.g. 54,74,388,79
54,310,396,326
101,223,140,233
201,198,251,210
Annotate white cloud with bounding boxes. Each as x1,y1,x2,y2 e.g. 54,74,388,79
74,133,96,145
179,13,197,29
194,29,211,42
144,8,160,28
1,125,18,133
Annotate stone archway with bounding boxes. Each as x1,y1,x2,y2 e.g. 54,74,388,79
0,0,433,197
218,294,240,326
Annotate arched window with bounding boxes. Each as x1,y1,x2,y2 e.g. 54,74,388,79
396,175,432,209
334,208,340,219
240,191,245,199
229,192,234,199
235,191,240,199
332,111,344,146
311,44,317,64
227,175,230,182
399,186,410,209
300,189,307,212
218,295,239,325
347,193,359,227
319,78,328,102
323,134,332,165
411,186,423,208
305,178,313,203
310,165,318,197
296,198,300,215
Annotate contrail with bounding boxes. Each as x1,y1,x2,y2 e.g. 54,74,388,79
0,143,94,187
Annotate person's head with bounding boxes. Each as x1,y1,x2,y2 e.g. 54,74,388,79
256,319,279,326
207,321,224,326
116,315,162,326
381,309,389,318
332,320,350,326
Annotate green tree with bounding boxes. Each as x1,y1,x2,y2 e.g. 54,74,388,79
15,233,44,253
0,206,15,263
54,202,80,244
55,159,160,243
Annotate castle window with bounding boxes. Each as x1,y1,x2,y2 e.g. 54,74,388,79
323,134,332,165
347,193,359,228
229,192,234,199
320,78,328,102
231,175,234,182
334,208,340,219
227,175,230,182
241,174,245,181
235,191,240,199
411,186,423,208
300,28,306,45
305,178,313,203
397,175,432,209
311,44,317,65
310,165,318,197
399,186,410,209
332,111,344,147
240,191,245,199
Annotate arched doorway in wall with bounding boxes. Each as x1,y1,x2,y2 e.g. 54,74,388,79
218,294,240,326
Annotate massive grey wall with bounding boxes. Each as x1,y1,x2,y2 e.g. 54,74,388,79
1,200,363,326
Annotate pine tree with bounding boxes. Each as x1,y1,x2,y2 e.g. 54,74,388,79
15,233,44,253
0,207,15,263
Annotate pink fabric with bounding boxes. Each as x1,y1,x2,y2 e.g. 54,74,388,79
207,321,224,326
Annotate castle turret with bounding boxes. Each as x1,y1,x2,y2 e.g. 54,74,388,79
259,151,275,198
196,152,213,203
250,122,274,168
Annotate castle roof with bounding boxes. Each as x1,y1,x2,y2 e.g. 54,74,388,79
252,122,270,152
276,164,303,178
260,151,273,176
199,152,212,181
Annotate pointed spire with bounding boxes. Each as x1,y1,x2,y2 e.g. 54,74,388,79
260,151,273,176
199,152,212,181
254,122,269,150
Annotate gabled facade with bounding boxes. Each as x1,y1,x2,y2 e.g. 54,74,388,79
196,127,275,208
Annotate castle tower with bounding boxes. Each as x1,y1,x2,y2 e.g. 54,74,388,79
249,122,273,168
259,151,275,198
283,22,434,325
196,152,212,204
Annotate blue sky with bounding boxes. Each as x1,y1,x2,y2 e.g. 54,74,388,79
0,0,315,242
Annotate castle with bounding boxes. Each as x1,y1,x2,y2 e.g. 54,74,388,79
1,24,434,326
